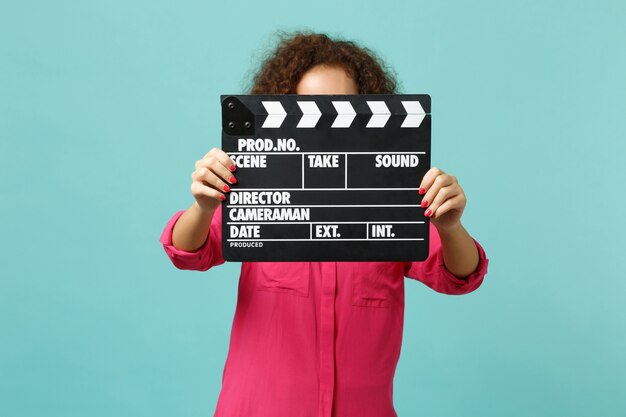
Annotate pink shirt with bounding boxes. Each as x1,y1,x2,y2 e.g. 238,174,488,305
160,203,489,417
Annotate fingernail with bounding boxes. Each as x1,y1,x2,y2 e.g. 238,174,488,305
219,194,226,200
229,164,236,172
424,209,432,217
223,184,230,192
229,175,237,184
421,199,429,208
418,187,426,195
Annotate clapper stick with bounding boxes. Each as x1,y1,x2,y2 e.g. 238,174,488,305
221,94,431,262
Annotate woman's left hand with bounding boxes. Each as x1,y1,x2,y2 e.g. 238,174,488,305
418,167,466,231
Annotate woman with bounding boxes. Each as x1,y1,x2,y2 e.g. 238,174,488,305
159,31,489,417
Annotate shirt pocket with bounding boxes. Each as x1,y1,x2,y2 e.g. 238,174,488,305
255,262,310,297
351,262,404,308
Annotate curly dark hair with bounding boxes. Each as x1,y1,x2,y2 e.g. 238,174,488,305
246,31,399,95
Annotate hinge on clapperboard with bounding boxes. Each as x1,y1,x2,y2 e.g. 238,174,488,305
222,96,255,136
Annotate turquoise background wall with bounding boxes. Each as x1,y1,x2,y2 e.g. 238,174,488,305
1,0,625,415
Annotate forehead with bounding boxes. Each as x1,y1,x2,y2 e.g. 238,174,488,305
296,64,358,95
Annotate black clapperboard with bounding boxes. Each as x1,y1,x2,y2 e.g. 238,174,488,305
221,94,431,262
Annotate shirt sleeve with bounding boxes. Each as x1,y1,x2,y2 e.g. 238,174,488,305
404,222,489,295
158,203,225,271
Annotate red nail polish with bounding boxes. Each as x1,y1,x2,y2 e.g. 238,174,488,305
421,199,428,208
424,209,432,217
223,184,230,192
229,175,237,184
418,187,426,195
219,194,226,200
229,164,236,172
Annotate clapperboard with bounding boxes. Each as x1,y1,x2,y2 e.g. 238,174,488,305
221,94,431,261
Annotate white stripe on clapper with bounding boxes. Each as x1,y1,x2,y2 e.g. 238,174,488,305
401,101,426,128
331,101,356,128
261,101,287,128
366,101,391,128
297,101,322,128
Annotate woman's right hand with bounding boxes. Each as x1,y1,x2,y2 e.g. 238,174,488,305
191,147,237,212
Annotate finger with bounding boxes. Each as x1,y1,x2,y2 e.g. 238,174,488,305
418,166,444,195
191,181,226,201
196,153,237,185
209,147,237,172
430,194,465,219
193,167,232,193
420,173,455,210
423,184,461,217
202,147,236,172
